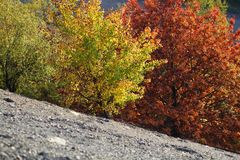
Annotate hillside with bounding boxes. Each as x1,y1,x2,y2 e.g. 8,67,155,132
0,89,239,160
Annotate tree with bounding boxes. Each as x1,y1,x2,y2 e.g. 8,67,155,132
187,0,228,13
120,0,240,152
48,0,160,116
0,0,49,93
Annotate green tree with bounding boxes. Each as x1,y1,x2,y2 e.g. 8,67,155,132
0,0,50,93
200,0,227,13
50,0,160,116
187,0,228,13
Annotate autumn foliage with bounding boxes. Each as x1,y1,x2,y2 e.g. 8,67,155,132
1,0,240,154
119,0,240,152
0,0,50,95
48,0,160,116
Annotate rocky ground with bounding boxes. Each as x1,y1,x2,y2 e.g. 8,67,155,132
0,89,239,160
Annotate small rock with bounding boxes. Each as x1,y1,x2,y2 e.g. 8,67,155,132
70,110,80,116
26,136,35,140
137,140,146,145
48,137,67,146
3,98,14,103
70,146,76,151
9,103,16,108
124,126,131,130
16,155,23,160
3,113,15,117
38,152,47,156
11,146,16,150
38,151,49,159
0,134,12,139
98,118,110,123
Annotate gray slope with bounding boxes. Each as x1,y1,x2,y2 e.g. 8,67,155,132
0,89,239,160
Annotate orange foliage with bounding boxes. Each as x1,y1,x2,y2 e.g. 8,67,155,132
118,0,240,152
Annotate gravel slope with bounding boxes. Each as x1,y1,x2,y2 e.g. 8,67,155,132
0,89,239,160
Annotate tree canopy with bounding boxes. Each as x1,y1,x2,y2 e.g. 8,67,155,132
0,0,50,93
120,0,240,152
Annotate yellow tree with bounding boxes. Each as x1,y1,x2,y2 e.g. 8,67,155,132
49,0,160,116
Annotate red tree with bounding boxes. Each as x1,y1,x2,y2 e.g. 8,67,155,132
119,0,240,152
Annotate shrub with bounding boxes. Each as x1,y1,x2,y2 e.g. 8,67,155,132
0,0,50,94
49,0,160,116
